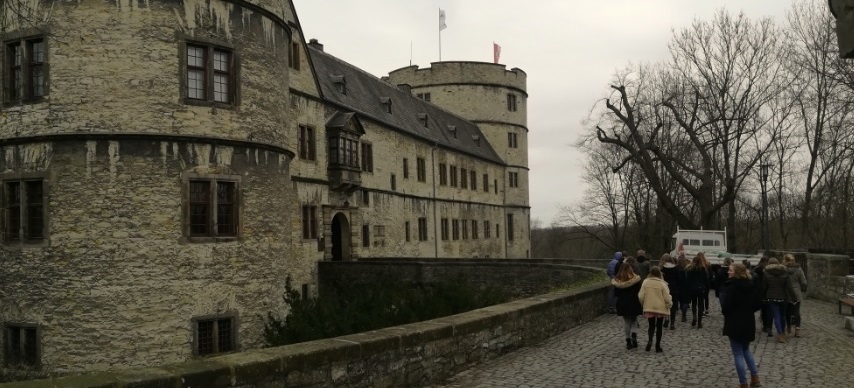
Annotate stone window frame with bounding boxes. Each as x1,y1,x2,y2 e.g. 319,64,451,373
390,173,396,191
301,205,317,240
3,322,41,369
298,124,316,161
484,220,491,238
181,173,242,243
507,93,517,112
508,171,519,188
360,142,373,173
483,173,489,193
417,217,428,241
1,172,49,247
402,158,409,179
440,218,449,241
472,219,479,240
404,221,410,242
507,213,515,241
362,224,370,247
416,157,426,182
470,170,477,191
2,30,49,105
191,313,239,357
178,36,240,109
508,132,518,148
461,219,468,240
288,40,300,70
452,219,459,241
449,165,458,187
460,168,468,189
438,163,447,186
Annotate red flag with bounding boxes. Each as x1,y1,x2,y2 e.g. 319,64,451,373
493,42,501,64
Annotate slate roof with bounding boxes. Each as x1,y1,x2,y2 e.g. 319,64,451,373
307,46,505,165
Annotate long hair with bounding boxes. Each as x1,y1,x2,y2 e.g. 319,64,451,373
730,263,752,280
697,252,710,269
677,256,689,269
615,262,637,282
687,255,703,270
659,253,672,267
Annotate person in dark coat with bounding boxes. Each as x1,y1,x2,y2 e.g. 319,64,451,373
636,249,651,280
660,254,684,329
611,263,643,349
685,255,711,328
676,254,691,322
762,258,796,343
722,263,761,388
753,256,772,335
714,257,734,308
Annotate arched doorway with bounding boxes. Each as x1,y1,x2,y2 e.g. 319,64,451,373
331,212,351,261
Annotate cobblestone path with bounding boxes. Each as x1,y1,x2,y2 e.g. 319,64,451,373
429,299,854,387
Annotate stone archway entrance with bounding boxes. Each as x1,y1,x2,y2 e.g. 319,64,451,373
331,212,351,261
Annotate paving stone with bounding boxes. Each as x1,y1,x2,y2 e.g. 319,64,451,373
427,299,854,388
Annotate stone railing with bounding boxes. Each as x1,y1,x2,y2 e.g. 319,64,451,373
767,251,851,302
2,264,608,388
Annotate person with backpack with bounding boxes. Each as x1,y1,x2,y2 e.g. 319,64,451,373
722,263,762,388
763,258,796,343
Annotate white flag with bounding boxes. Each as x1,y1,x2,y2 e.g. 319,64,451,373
439,9,447,31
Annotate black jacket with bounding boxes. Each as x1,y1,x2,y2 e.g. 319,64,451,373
763,264,796,302
612,275,643,317
685,265,711,294
661,263,684,298
722,278,757,343
713,266,729,296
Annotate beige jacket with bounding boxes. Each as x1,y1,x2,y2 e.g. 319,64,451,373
638,277,673,315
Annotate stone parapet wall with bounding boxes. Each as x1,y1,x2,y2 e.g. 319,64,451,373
767,251,850,303
0,277,609,388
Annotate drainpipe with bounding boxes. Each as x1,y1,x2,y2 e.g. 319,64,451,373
431,143,439,258
503,168,508,259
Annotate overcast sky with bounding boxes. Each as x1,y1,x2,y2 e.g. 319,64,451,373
292,0,801,225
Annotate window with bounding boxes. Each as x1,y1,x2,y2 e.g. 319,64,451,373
439,163,447,185
509,172,519,188
462,220,468,240
470,170,477,190
418,217,428,241
405,221,411,242
496,224,500,239
301,205,317,239
508,132,518,148
391,174,396,191
298,125,316,161
702,239,715,246
5,37,46,102
507,93,517,111
417,92,431,102
507,214,514,241
450,166,458,187
452,219,459,240
494,179,498,194
193,315,236,356
187,178,238,238
483,173,489,192
417,157,426,182
461,168,468,189
288,41,300,70
472,220,479,239
484,220,491,238
380,97,392,113
403,158,409,179
3,179,45,243
332,76,346,94
362,224,370,247
329,135,359,168
3,324,39,368
441,218,449,241
361,190,370,206
361,143,373,173
185,43,234,105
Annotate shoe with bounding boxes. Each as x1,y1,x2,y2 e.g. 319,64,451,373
739,384,749,388
626,338,633,349
767,330,773,337
645,341,652,352
776,334,786,343
750,375,762,387
697,321,703,329
691,318,697,327
795,327,801,338
655,346,663,353
631,333,638,348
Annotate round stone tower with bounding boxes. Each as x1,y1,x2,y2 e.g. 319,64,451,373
0,0,307,373
386,62,531,258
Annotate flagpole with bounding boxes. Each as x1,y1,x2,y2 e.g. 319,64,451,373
438,8,442,61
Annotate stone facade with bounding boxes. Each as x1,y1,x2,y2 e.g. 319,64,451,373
0,0,531,376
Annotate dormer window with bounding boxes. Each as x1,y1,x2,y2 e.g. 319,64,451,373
417,113,428,127
331,75,346,94
380,97,392,113
416,92,431,102
447,125,457,138
472,135,481,146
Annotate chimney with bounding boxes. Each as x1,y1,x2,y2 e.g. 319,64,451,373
397,84,411,94
308,38,323,51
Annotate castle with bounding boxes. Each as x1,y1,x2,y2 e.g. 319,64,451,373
0,0,530,374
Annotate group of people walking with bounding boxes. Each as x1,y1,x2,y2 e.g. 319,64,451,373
606,251,808,388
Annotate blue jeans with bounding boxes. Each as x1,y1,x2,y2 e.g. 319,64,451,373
729,338,758,384
768,302,787,334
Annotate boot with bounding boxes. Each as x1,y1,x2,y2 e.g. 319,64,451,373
739,384,749,388
681,310,687,322
626,338,632,349
670,321,675,330
795,327,801,338
691,312,697,327
776,334,786,343
786,325,792,334
631,333,638,348
697,315,703,329
645,339,652,352
750,375,762,387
